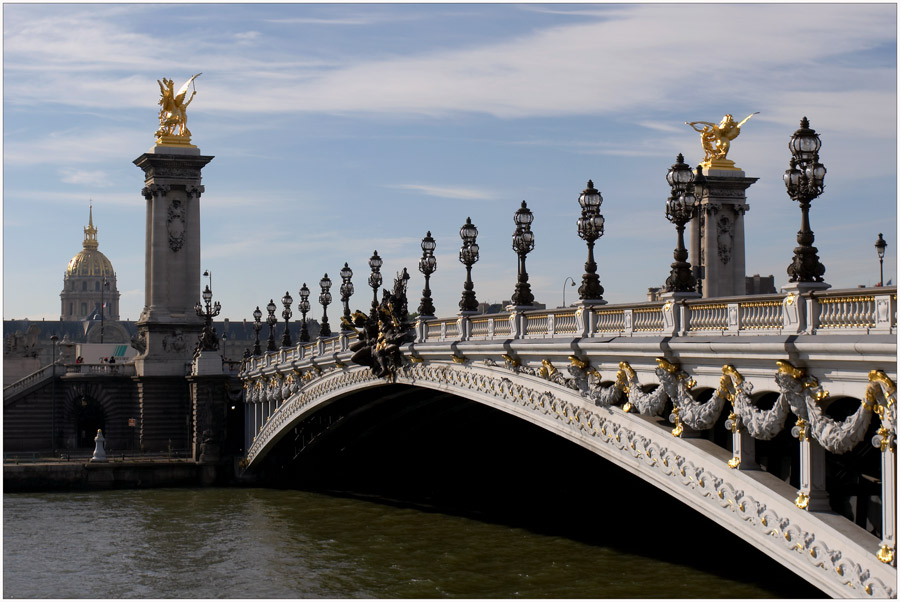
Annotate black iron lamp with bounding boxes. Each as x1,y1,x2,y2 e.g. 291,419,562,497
265,299,277,351
664,154,698,293
298,284,311,342
458,217,480,313
319,274,333,337
511,201,535,306
418,231,437,318
340,263,354,330
784,117,827,283
368,251,383,318
876,233,888,286
576,180,606,302
194,284,221,352
280,291,293,347
252,306,263,355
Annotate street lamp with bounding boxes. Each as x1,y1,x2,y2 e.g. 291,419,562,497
875,233,887,287
562,276,576,308
265,299,277,351
784,117,827,284
458,217,480,313
418,231,437,318
340,263,354,330
368,251,383,318
298,283,311,342
663,154,698,293
511,201,535,306
281,291,293,347
252,306,262,355
194,284,221,352
319,274,333,337
576,180,606,302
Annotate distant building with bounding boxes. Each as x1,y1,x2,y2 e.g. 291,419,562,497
60,206,121,321
745,274,776,295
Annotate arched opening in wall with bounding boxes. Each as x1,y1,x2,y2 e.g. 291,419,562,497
821,396,883,537
258,384,823,598
73,394,106,448
752,391,799,487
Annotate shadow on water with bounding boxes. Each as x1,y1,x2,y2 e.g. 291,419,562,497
258,385,826,598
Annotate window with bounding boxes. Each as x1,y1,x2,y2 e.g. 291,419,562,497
82,281,87,291
80,303,87,316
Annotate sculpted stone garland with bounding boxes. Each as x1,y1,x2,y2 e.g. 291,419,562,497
242,358,895,597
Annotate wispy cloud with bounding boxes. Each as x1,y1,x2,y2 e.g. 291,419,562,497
387,184,498,201
60,168,114,187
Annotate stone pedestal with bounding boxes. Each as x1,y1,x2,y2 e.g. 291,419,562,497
690,168,757,298
188,372,228,464
132,145,214,377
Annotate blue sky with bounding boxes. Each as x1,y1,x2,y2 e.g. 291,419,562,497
3,3,897,322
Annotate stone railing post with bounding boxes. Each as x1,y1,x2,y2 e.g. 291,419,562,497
415,319,428,343
662,300,678,336
457,314,472,342
575,305,591,338
875,294,894,333
623,309,634,336
727,302,740,334
507,307,526,339
782,291,805,334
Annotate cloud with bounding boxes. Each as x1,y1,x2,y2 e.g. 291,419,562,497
60,168,114,187
387,183,498,201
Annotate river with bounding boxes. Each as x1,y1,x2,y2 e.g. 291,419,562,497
4,486,823,598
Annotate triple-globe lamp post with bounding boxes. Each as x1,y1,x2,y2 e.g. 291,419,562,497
576,180,606,302
319,274,333,337
510,201,535,306
784,117,827,284
298,283,311,342
664,154,698,293
340,263,354,331
418,231,437,318
458,217,480,313
265,299,277,351
368,251,383,318
280,291,293,347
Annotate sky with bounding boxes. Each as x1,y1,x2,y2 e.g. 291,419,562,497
3,2,897,323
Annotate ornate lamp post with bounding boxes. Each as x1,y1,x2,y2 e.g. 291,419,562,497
319,274,333,337
576,180,606,302
418,231,437,318
194,284,221,352
663,154,698,294
511,201,535,306
252,306,262,355
298,283,311,342
784,117,828,285
458,217,480,313
875,233,887,287
368,251,383,318
340,263,354,330
280,291,293,347
265,299,277,351
562,276,576,308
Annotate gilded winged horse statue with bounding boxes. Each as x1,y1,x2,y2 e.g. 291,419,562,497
155,73,202,139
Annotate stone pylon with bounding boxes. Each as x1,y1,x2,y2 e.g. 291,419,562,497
690,166,757,298
132,144,214,451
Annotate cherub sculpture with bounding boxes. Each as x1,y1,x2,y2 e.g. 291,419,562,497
155,73,202,138
685,112,758,164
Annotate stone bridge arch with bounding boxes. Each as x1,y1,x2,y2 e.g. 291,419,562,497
243,358,895,598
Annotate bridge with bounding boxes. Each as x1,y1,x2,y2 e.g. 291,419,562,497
239,286,897,598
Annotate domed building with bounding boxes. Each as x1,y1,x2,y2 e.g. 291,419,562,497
60,206,120,321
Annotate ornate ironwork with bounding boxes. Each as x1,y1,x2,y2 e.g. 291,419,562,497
784,117,827,283
265,299,277,351
340,263,354,331
252,306,262,355
458,217,480,313
875,233,887,286
298,283,311,342
319,274,333,338
664,154,698,293
280,291,293,347
576,180,606,302
418,231,437,318
511,201,535,306
194,284,221,355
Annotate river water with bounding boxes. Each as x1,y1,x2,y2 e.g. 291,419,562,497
4,486,822,598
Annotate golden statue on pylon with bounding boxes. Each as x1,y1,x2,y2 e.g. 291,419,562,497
155,73,202,147
685,112,758,170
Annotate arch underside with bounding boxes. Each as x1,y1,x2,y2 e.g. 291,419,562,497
245,361,895,598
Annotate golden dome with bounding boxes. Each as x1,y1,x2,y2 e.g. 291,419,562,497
66,205,115,277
